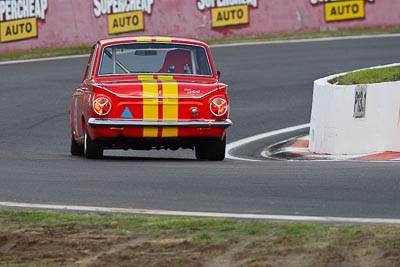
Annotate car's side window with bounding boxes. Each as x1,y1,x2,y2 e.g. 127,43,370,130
86,45,98,80
195,47,212,76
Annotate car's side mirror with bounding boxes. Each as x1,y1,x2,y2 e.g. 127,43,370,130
217,71,221,79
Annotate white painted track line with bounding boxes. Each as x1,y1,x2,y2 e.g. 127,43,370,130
0,54,89,65
2,33,400,65
210,33,400,48
1,202,400,224
226,123,310,161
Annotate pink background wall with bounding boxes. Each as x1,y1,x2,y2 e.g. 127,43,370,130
1,0,399,53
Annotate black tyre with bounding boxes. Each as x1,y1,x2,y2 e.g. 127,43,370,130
70,134,84,156
195,143,207,160
195,136,226,161
84,127,103,159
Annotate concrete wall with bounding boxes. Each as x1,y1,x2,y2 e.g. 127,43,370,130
309,64,400,155
0,0,399,53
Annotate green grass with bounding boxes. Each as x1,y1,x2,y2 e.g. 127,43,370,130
0,46,91,61
331,66,400,85
206,26,400,45
0,208,399,243
1,27,400,61
2,209,400,266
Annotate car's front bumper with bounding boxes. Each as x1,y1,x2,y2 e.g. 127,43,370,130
88,118,232,128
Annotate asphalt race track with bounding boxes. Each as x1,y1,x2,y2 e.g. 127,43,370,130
1,36,400,219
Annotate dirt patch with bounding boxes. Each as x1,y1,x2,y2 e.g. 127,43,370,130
0,225,231,266
0,224,399,267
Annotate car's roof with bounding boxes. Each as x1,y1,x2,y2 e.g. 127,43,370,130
97,36,208,47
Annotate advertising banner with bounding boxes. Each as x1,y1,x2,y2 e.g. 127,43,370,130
0,0,398,53
0,0,48,43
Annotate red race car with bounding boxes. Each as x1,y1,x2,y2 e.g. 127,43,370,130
69,36,232,160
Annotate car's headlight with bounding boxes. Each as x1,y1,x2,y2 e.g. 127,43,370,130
93,97,111,116
210,98,228,116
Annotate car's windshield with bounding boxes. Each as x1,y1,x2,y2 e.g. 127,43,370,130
98,43,213,77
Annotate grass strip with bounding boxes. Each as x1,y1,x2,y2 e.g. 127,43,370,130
331,66,400,85
0,46,91,61
1,209,400,266
207,26,400,45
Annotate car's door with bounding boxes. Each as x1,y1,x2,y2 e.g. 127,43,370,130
72,45,98,140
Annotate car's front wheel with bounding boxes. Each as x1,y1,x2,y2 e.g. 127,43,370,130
195,136,226,161
84,127,103,159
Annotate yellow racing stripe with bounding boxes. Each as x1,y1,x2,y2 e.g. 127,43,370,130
139,75,158,137
136,37,153,42
135,37,171,43
155,37,172,42
159,76,178,137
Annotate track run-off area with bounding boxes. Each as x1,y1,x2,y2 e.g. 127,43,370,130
1,35,400,223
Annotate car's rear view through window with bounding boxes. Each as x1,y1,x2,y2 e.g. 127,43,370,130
98,43,213,77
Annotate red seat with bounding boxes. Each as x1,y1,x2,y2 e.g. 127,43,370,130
159,49,192,74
